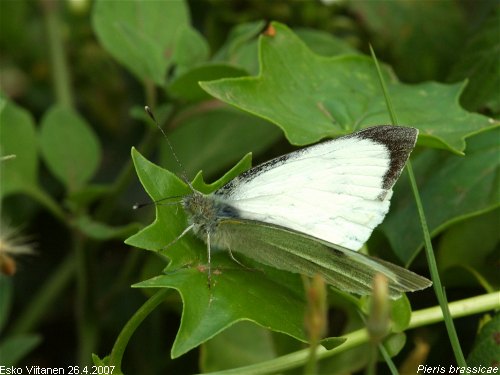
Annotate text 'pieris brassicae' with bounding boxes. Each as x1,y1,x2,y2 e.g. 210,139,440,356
172,125,431,299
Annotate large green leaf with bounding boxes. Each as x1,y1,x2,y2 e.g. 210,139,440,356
0,99,38,198
126,149,308,358
349,0,465,82
381,128,500,265
212,21,358,77
92,0,189,85
201,22,495,154
171,25,210,75
437,209,499,291
39,106,101,192
447,7,500,112
135,256,306,359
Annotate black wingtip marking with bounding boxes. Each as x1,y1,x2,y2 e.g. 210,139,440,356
355,126,418,190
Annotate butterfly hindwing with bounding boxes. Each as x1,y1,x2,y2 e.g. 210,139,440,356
212,219,431,299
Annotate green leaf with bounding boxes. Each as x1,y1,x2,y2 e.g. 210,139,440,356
124,148,191,254
0,99,38,198
359,293,411,333
212,20,265,75
126,149,308,358
200,321,278,372
39,106,101,192
390,295,411,333
381,128,500,265
349,1,465,82
437,209,500,291
201,22,495,154
171,26,210,74
295,28,359,57
320,337,347,350
92,0,189,85
467,313,500,368
211,22,357,77
168,64,248,102
134,254,307,358
0,334,42,366
447,8,500,112
74,215,141,240
172,26,357,101
382,332,406,357
159,107,282,178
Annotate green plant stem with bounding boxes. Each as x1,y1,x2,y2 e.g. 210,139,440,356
409,291,499,327
365,343,377,375
94,127,157,221
109,289,170,372
406,162,468,369
41,0,73,108
304,337,319,375
379,343,398,375
74,232,96,367
202,291,499,375
369,45,468,369
9,253,76,334
25,185,66,224
94,80,160,222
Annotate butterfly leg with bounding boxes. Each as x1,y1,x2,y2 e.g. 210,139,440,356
227,245,253,271
162,224,194,251
206,231,212,288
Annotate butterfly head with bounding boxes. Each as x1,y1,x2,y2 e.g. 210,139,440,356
182,192,240,240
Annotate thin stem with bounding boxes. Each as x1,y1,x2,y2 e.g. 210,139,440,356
94,128,157,221
303,342,318,375
94,80,161,221
41,0,73,108
406,162,468,368
409,291,499,328
9,253,76,334
25,185,66,224
365,343,378,375
109,289,170,372
74,232,96,366
379,343,398,375
369,45,468,369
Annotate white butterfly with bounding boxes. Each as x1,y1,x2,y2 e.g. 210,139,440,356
168,123,431,299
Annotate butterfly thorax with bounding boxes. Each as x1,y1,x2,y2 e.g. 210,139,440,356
182,192,239,239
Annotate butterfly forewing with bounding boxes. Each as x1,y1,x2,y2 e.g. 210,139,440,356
214,126,418,251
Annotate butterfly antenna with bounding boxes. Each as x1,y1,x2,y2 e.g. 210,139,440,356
133,195,184,210
144,106,195,192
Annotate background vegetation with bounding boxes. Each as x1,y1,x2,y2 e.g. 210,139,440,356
0,0,498,374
